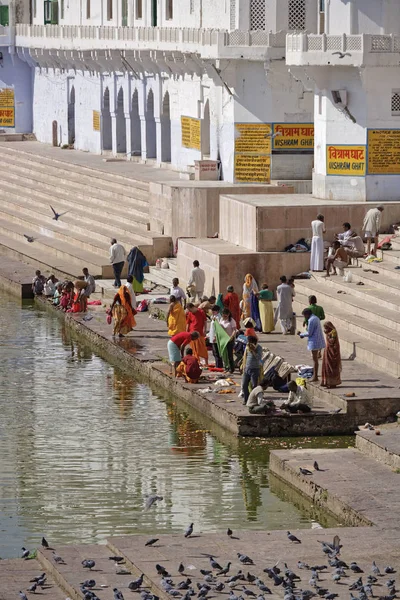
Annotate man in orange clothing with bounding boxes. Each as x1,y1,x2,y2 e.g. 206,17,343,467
186,303,209,365
223,285,241,327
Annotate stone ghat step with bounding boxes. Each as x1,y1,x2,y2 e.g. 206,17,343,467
147,266,177,288
0,207,154,260
0,144,150,191
0,557,70,600
0,231,96,279
345,263,400,295
293,292,400,376
269,446,400,528
0,218,106,273
0,184,150,236
294,277,400,333
0,145,150,197
0,174,150,224
356,428,400,471
0,154,150,208
310,271,400,313
0,197,155,251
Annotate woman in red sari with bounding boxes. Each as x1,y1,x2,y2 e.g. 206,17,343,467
110,285,137,337
186,303,208,365
321,321,342,388
223,285,241,327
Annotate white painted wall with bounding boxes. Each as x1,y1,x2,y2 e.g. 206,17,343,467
313,65,400,201
328,0,400,35
0,50,32,133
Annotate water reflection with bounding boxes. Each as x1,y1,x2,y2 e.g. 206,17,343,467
0,292,348,559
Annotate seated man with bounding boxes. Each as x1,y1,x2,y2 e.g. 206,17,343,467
176,348,202,384
281,380,312,414
246,378,275,414
335,222,353,245
343,231,365,259
326,241,349,277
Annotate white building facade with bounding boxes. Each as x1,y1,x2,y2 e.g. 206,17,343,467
287,0,400,201
1,0,319,184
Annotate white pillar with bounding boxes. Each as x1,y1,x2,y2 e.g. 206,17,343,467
125,112,132,158
110,113,117,155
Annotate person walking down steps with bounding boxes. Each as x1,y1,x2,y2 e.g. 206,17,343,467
187,260,206,303
110,238,126,288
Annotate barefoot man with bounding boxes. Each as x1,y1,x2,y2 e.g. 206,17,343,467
298,308,326,383
326,241,349,277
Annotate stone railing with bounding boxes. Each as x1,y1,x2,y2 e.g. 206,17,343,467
287,32,400,54
15,24,286,50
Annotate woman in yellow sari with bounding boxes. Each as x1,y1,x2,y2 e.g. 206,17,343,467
111,285,136,337
167,295,186,336
242,273,259,320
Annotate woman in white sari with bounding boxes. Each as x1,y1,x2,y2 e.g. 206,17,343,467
242,273,258,320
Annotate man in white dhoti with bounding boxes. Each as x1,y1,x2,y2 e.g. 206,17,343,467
275,275,294,335
310,214,326,272
187,260,206,302
362,205,384,256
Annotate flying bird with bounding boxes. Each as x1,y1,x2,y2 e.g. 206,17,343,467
145,494,164,510
50,205,69,221
332,52,352,58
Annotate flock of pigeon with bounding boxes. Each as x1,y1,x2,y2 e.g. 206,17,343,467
17,528,397,600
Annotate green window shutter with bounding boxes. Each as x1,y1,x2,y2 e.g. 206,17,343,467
0,6,9,26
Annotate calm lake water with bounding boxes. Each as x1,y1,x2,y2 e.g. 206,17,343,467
0,291,352,558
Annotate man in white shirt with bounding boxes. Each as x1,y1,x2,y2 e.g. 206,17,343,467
281,380,312,413
170,277,186,306
246,380,274,414
343,232,365,259
187,260,206,302
82,267,96,297
208,305,222,368
125,275,137,309
109,238,126,288
362,205,384,256
336,222,353,244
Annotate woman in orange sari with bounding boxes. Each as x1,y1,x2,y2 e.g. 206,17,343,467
321,321,342,388
110,285,136,337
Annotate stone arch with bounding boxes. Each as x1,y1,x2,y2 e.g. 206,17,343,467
102,87,112,151
68,85,75,146
130,88,141,156
161,91,171,163
145,88,156,159
202,99,210,157
116,86,126,154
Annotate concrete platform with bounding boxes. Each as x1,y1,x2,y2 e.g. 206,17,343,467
356,427,400,471
2,526,400,600
0,256,35,298
270,435,400,528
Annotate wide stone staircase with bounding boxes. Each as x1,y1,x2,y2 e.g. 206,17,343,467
0,144,173,280
293,246,400,378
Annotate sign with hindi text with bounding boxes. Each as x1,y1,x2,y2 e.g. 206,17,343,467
273,123,314,150
93,110,101,132
0,88,14,128
234,154,271,183
367,129,400,175
181,116,201,150
326,145,366,176
235,123,272,154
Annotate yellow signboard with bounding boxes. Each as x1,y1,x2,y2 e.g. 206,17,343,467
0,88,14,128
235,123,272,154
326,145,366,176
234,154,271,183
368,129,400,175
273,123,314,150
93,110,101,132
181,116,201,150
0,88,14,107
